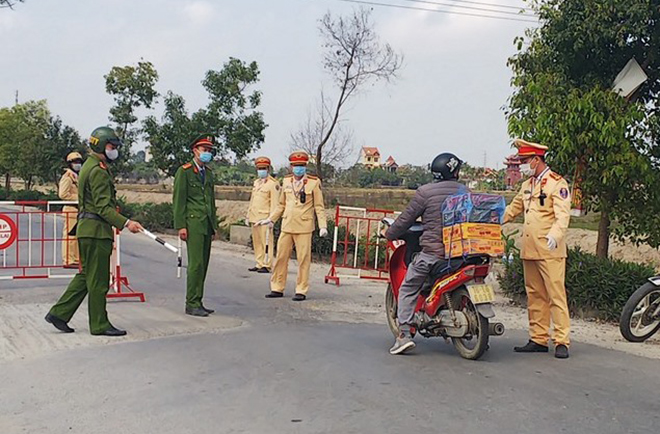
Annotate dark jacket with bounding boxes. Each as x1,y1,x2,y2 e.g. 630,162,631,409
386,180,467,258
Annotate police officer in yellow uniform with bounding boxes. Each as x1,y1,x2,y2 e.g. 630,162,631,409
59,152,83,268
257,151,327,301
247,156,280,273
504,139,572,359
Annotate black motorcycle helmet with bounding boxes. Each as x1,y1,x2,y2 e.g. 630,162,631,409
431,153,462,181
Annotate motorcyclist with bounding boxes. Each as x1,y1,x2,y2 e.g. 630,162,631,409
385,153,467,355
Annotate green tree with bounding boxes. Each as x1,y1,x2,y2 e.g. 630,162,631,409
105,60,159,175
506,0,660,258
9,100,50,190
144,58,266,177
39,116,87,186
0,101,85,190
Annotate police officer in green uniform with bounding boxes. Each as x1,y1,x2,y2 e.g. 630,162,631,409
173,134,220,317
45,126,144,336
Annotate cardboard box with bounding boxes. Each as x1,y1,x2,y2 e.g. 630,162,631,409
442,223,502,245
446,239,505,258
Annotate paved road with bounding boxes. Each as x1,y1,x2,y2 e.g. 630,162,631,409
1,208,659,433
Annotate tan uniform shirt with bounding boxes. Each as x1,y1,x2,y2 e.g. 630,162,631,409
247,176,280,223
58,169,78,202
269,174,327,234
504,169,571,260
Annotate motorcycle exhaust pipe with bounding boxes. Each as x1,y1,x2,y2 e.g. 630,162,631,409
489,322,505,336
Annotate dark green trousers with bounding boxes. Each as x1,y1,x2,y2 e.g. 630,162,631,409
186,230,212,308
50,238,113,334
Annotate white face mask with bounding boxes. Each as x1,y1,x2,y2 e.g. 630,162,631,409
71,163,82,172
519,163,534,177
105,148,119,161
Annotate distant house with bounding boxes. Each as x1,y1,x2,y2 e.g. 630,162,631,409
360,147,381,169
504,154,522,189
384,155,398,173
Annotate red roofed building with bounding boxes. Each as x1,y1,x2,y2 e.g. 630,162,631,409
504,154,522,189
360,146,382,169
384,155,398,173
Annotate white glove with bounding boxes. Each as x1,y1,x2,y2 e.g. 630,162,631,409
546,235,557,251
244,218,250,226
319,228,328,238
256,219,272,226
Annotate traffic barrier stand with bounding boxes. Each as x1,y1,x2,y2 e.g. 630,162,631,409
0,201,145,301
325,205,400,286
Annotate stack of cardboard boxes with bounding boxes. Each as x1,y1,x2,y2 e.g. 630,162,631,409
441,193,506,259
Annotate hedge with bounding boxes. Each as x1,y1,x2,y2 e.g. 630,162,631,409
498,244,655,321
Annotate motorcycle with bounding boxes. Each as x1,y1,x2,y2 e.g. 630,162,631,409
381,218,505,360
619,275,660,342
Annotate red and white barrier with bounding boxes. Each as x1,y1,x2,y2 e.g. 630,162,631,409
325,205,400,286
0,201,144,301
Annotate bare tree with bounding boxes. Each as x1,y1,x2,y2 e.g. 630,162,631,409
0,0,24,9
313,7,402,179
290,92,355,170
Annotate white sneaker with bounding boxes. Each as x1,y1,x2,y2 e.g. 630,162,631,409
389,333,416,355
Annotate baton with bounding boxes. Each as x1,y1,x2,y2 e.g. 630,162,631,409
265,227,270,265
177,237,182,279
140,228,179,253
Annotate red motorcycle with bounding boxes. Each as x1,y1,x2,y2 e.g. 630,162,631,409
382,218,505,360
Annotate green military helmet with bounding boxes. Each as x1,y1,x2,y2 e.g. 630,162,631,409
88,126,123,154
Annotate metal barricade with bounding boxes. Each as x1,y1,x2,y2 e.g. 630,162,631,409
325,205,400,286
0,200,144,301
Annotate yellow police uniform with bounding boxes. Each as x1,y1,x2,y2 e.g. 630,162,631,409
504,140,572,347
268,153,327,296
58,168,80,266
248,173,280,270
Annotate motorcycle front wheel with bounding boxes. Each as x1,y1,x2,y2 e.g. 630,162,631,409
385,284,399,337
451,287,489,360
620,282,660,342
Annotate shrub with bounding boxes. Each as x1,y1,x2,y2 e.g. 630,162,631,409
498,246,655,321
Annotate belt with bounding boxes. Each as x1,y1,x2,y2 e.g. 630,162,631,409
78,211,103,222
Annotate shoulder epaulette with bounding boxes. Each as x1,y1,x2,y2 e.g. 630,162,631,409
284,174,293,178
549,172,562,181
307,175,318,180
182,163,192,170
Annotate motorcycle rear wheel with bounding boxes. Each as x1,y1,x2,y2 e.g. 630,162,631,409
385,284,399,337
451,287,489,360
620,282,660,342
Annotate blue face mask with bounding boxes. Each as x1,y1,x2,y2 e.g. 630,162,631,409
292,166,306,177
199,151,213,163
257,169,268,178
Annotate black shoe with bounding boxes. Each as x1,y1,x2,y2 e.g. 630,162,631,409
555,344,570,359
514,340,549,353
185,307,209,317
248,267,260,272
292,294,306,302
92,326,127,337
257,267,270,273
201,305,215,314
265,291,284,298
45,313,75,333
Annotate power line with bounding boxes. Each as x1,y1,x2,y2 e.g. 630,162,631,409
410,0,533,12
403,0,537,18
336,0,539,23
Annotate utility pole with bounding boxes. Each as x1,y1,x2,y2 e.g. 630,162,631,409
14,90,18,106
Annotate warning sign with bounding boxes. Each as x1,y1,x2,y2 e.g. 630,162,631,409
0,214,17,250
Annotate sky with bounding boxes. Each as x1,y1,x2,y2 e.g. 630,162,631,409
0,0,536,169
